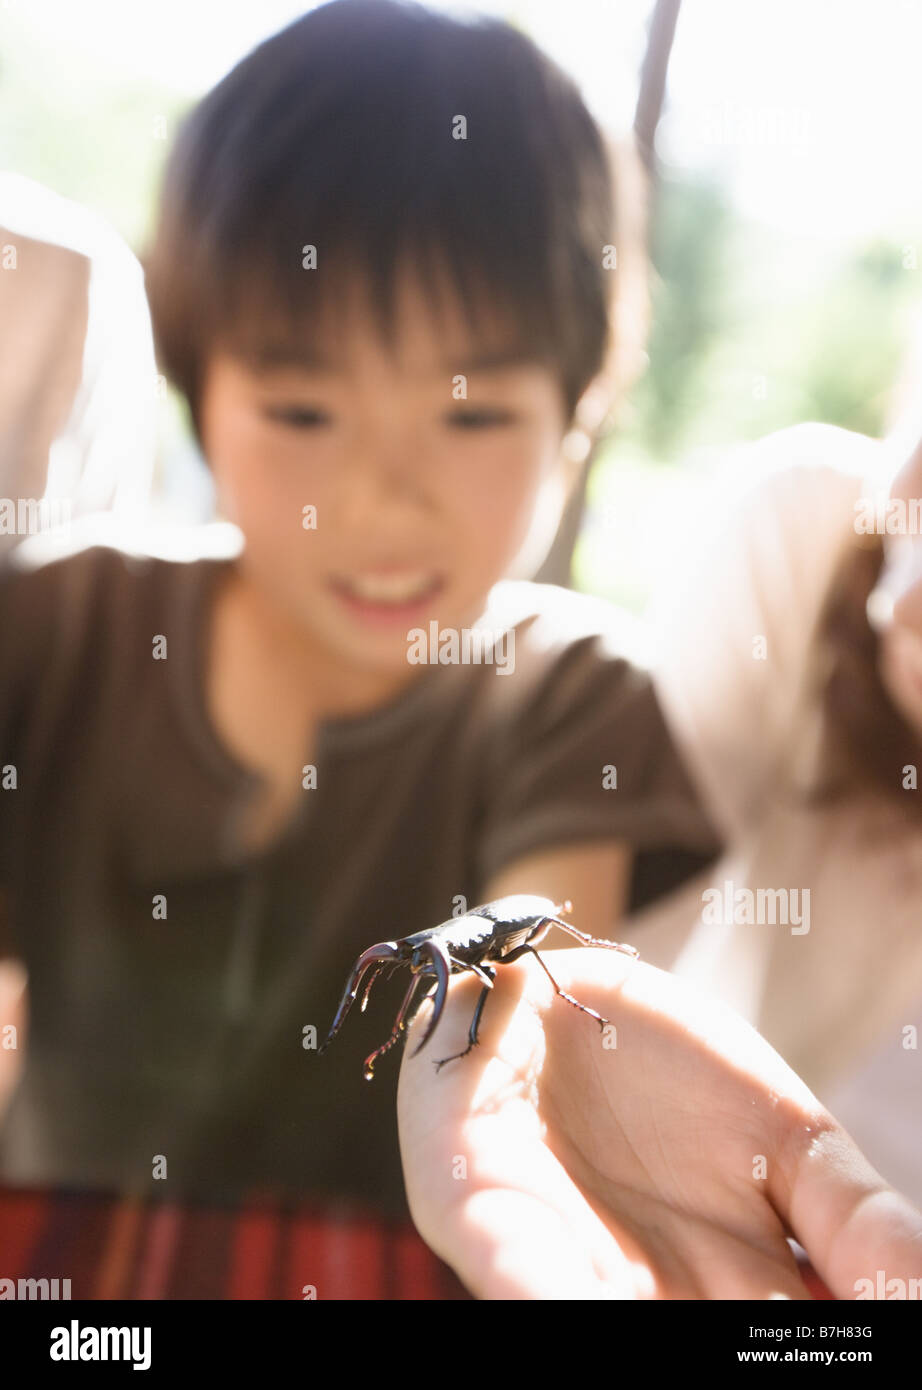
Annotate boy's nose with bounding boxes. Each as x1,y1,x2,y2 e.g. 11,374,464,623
334,453,432,527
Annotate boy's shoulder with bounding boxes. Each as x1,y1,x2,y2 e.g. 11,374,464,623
8,516,239,573
0,521,236,672
5,519,237,594
442,579,659,775
475,578,649,685
482,577,645,650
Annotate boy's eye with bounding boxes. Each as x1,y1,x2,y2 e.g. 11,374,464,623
446,409,516,429
262,405,331,429
260,405,516,431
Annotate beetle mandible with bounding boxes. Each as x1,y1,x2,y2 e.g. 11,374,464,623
317,893,639,1080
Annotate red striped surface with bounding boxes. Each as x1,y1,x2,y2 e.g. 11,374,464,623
0,1183,838,1299
0,1184,470,1300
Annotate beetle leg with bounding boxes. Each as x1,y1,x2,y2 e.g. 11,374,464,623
506,943,612,1030
546,917,639,958
434,965,496,1071
318,943,402,1054
467,961,495,990
363,972,424,1081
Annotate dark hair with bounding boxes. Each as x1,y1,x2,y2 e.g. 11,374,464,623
801,534,922,810
143,0,646,453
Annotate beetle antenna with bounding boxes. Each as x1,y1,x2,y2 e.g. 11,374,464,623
359,962,388,1013
362,973,424,1081
547,918,639,957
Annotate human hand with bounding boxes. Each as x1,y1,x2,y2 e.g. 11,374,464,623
397,948,922,1299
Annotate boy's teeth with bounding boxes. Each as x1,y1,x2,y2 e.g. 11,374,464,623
341,572,437,602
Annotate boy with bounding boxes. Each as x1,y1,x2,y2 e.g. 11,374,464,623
0,0,717,1283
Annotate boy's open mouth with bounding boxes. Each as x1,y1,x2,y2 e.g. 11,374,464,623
329,571,445,620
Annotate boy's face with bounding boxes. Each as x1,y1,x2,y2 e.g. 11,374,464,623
199,268,573,681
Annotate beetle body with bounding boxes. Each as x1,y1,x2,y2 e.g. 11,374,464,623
399,896,558,966
318,894,639,1079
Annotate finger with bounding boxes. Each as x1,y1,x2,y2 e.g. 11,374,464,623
398,972,649,1297
434,1187,641,1299
772,1120,922,1299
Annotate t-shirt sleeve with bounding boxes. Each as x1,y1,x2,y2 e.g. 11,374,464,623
647,423,885,841
472,582,722,888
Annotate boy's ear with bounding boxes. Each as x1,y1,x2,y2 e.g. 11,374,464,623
557,375,613,495
559,425,592,497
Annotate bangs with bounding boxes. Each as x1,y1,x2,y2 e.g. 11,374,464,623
200,233,561,380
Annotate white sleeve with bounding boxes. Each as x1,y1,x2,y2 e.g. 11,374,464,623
58,232,158,519
647,424,885,841
0,172,157,526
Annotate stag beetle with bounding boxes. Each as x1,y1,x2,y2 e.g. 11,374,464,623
318,893,639,1080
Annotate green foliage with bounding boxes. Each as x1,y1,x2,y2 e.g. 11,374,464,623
614,176,921,469
627,175,736,460
790,241,912,436
0,18,187,252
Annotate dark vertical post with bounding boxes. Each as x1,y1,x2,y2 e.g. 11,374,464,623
533,0,682,589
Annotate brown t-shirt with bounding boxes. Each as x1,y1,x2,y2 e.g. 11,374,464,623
0,541,719,1218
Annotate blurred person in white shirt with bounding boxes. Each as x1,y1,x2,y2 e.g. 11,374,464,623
636,415,922,1210
0,171,157,554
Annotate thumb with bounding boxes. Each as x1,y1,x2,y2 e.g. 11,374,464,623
773,1121,922,1300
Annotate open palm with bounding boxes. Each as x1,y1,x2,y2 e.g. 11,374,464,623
397,949,922,1299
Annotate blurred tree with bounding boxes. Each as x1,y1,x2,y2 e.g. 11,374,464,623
535,0,683,585
796,241,912,437
628,174,735,461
